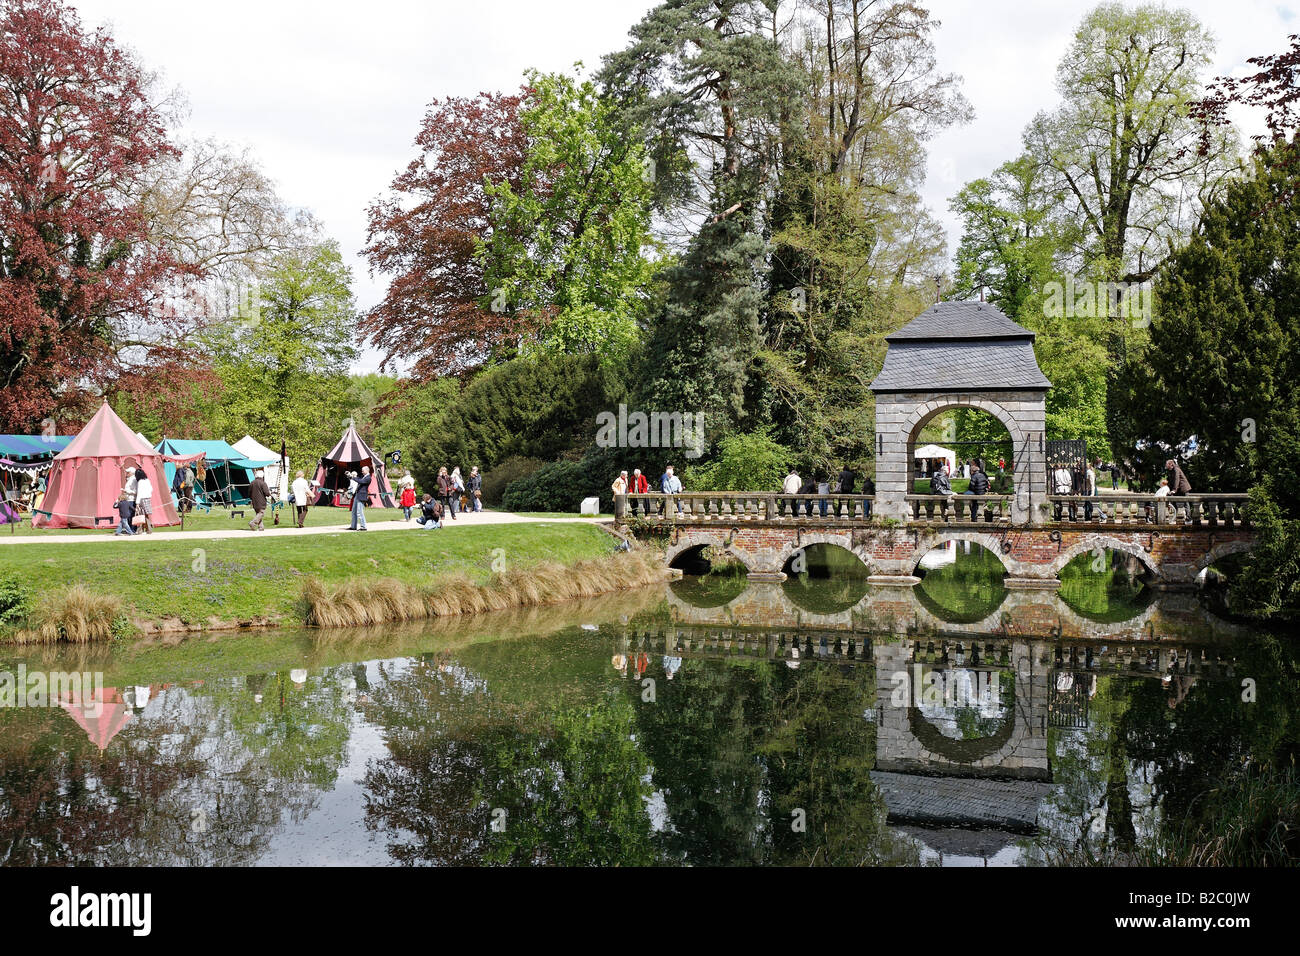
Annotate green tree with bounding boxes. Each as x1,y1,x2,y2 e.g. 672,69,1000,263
481,69,658,363
201,240,360,467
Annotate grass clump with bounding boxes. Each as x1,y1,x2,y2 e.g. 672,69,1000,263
302,551,665,628
11,584,125,644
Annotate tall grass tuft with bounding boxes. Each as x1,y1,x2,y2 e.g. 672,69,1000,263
301,551,666,628
10,585,124,644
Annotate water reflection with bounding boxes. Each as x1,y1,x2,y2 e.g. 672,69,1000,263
0,552,1293,867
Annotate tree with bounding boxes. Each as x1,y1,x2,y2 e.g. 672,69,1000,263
950,157,1111,454
409,352,625,490
1117,144,1297,502
0,0,183,431
1024,3,1236,285
482,70,658,363
362,91,528,379
199,240,361,468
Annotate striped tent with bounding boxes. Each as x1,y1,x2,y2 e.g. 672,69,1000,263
33,402,179,529
313,424,395,507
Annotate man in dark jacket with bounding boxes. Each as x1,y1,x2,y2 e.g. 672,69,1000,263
1165,459,1191,495
248,470,272,531
416,494,443,528
349,466,372,531
836,465,856,517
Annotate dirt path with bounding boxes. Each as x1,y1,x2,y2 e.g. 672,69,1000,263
0,511,610,546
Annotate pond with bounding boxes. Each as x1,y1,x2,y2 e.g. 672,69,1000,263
0,546,1294,866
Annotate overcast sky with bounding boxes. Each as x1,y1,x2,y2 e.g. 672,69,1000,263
70,0,1295,373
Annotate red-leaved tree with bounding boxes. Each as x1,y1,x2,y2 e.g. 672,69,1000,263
0,0,186,432
362,91,528,380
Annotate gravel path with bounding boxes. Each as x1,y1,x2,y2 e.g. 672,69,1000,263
0,511,609,546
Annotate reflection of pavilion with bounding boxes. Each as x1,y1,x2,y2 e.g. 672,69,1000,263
59,687,134,750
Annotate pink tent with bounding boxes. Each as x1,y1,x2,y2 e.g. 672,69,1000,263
33,402,180,529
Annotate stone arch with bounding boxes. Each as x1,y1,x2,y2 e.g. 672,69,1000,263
909,531,1015,576
1047,535,1161,581
902,395,1027,453
1195,539,1256,572
663,533,754,573
774,532,872,576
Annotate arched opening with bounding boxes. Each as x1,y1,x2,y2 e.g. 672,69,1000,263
781,543,870,614
908,405,1017,497
914,541,1008,624
1057,548,1154,623
667,543,749,607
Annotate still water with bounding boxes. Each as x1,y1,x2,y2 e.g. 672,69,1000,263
1,545,1294,866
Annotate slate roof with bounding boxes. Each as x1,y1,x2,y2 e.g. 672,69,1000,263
887,301,1037,341
870,301,1051,392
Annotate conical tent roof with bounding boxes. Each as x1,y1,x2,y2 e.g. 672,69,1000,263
55,402,158,460
324,425,379,465
34,402,180,529
313,424,395,507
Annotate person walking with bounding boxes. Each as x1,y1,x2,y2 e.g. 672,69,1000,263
291,469,311,528
134,467,154,534
113,488,135,536
861,473,875,518
1083,460,1097,521
436,467,456,520
451,466,466,515
248,469,272,531
468,466,483,512
349,465,372,531
1165,458,1191,522
118,467,138,533
400,482,416,521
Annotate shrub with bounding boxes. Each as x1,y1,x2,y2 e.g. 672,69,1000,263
480,456,547,506
0,575,30,629
502,459,611,513
681,427,790,491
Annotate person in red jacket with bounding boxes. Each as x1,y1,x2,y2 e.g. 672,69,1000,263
630,468,649,514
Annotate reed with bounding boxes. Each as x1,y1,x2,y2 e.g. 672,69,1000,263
301,551,666,629
9,585,124,644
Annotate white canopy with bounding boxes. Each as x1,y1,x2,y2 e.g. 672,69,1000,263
233,435,289,496
913,443,957,473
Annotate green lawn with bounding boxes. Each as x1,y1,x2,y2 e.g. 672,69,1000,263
0,521,619,629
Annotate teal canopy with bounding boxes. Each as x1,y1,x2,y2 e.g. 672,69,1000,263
155,438,276,506
0,434,73,461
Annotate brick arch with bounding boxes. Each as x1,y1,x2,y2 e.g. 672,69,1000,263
1195,539,1256,572
909,531,1014,576
773,532,874,576
1047,535,1161,581
663,533,754,573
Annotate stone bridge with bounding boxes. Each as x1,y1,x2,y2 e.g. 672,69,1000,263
620,492,1254,590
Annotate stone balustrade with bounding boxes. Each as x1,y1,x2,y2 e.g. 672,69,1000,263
618,492,876,523
1045,493,1251,528
616,491,1251,530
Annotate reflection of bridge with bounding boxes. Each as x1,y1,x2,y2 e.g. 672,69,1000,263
664,579,1248,644
616,620,1239,835
618,302,1253,588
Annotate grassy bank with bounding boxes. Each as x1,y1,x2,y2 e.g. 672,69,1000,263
0,522,632,639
